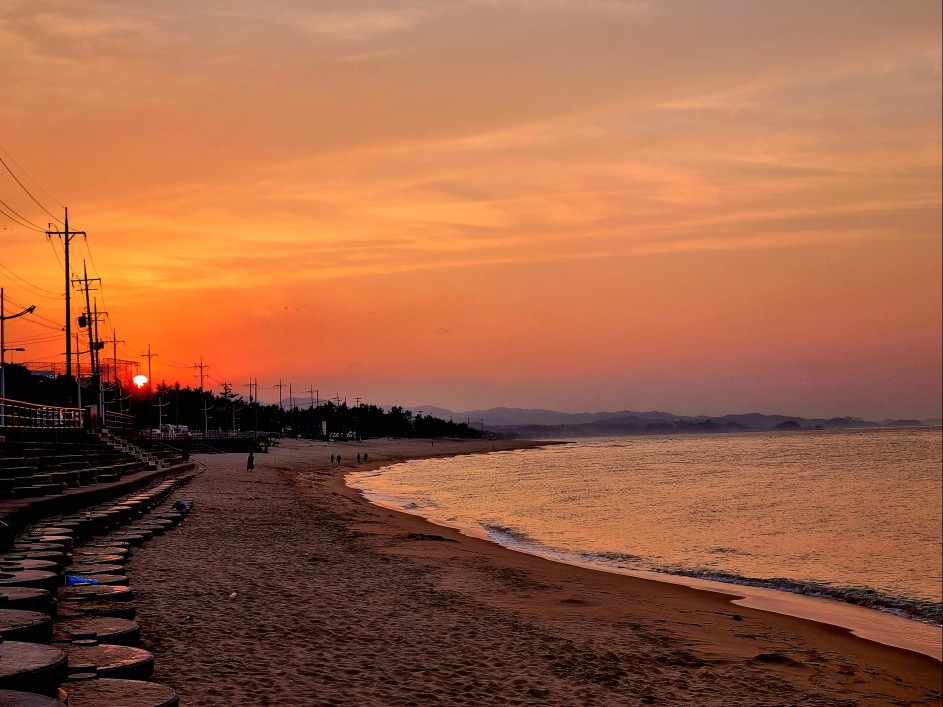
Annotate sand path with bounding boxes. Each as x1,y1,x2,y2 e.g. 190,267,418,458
126,439,942,706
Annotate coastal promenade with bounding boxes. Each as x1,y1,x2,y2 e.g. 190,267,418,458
127,438,941,706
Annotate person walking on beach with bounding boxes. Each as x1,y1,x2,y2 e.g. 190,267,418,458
336,455,342,464
247,452,254,472
363,452,368,463
331,453,335,464
357,453,361,463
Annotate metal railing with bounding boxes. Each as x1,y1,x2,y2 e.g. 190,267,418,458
104,410,136,430
0,397,83,429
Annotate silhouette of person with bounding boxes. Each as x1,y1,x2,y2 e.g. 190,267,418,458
363,452,368,463
337,455,342,464
331,453,335,464
247,452,254,472
357,453,362,463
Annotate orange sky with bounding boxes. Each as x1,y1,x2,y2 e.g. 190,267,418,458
1,0,940,419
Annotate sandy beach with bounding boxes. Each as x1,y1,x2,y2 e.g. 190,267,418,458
126,438,942,706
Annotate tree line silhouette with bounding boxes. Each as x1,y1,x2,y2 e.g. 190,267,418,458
130,382,482,439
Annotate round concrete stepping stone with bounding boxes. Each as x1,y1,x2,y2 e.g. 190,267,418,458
131,523,165,535
58,518,94,537
13,543,67,554
115,505,141,521
85,542,132,553
0,641,67,695
5,551,68,566
0,570,60,593
103,507,130,524
67,574,128,587
29,526,75,538
153,512,182,524
108,534,146,546
86,514,111,532
53,616,140,646
73,554,126,566
0,608,54,642
0,689,64,706
57,601,136,621
24,535,73,549
67,564,125,576
65,644,154,680
59,585,133,603
141,518,174,530
61,678,178,707
0,587,55,614
0,559,62,575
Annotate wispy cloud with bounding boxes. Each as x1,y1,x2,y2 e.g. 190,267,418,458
277,8,424,41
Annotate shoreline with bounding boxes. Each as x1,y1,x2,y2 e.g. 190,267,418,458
127,437,942,705
345,449,943,661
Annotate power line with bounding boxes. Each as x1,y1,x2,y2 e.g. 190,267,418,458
0,144,64,221
0,262,60,296
0,153,62,224
0,203,43,232
0,197,44,230
9,333,61,346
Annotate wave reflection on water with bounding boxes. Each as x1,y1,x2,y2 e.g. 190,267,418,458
348,428,943,627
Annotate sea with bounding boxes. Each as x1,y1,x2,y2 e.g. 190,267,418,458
348,427,942,629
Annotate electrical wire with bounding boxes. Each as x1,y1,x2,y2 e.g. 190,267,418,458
0,197,45,230
0,144,63,223
0,153,62,224
8,333,61,346
0,203,44,232
0,262,60,296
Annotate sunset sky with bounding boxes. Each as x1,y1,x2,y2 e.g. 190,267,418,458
1,0,940,419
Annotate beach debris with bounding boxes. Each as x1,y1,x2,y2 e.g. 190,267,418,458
731,614,744,621
405,533,456,543
228,592,237,598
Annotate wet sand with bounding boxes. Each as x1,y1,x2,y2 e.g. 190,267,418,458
127,438,942,706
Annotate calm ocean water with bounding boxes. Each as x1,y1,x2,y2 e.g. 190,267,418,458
349,428,942,625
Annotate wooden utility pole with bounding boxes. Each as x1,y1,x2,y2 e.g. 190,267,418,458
46,207,85,385
194,357,207,392
142,345,158,430
73,263,102,423
194,357,208,436
276,379,286,410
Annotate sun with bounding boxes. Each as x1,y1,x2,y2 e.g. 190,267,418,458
133,374,149,389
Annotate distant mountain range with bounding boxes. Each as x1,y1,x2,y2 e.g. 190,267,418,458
412,406,938,437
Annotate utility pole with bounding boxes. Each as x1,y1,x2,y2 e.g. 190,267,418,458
194,357,207,392
142,345,158,431
73,263,102,424
222,381,235,431
75,332,82,409
288,383,295,436
194,357,208,437
46,207,85,388
104,331,126,413
155,396,169,429
276,378,286,410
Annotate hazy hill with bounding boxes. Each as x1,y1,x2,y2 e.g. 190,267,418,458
410,406,925,437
